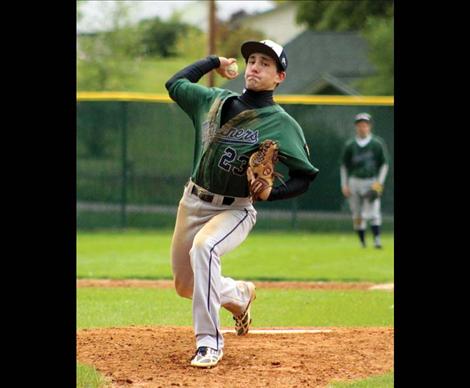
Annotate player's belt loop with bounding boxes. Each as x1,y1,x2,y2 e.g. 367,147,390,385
222,197,235,206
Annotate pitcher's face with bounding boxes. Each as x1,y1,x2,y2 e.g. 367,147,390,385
244,53,285,91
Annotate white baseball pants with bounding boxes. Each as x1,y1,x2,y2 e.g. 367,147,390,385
170,180,257,351
348,176,382,229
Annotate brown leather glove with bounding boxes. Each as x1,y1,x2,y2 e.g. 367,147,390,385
246,140,283,201
364,181,384,201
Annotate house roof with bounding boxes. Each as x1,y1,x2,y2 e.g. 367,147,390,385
223,30,376,95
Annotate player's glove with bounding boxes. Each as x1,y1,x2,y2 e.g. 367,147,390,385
364,181,383,201
246,139,284,201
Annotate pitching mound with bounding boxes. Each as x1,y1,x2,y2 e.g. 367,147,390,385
77,326,393,387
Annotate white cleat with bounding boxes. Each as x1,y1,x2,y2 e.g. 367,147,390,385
190,346,223,368
233,281,256,336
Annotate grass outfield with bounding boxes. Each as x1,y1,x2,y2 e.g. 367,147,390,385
77,288,393,329
77,363,105,388
77,231,393,282
329,372,393,387
77,230,393,387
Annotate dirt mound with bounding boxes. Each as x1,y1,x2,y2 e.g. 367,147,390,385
77,279,393,291
77,326,393,388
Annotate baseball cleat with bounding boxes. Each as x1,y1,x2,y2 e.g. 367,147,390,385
233,281,256,336
190,346,223,368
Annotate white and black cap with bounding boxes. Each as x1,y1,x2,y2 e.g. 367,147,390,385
241,39,288,71
354,113,372,123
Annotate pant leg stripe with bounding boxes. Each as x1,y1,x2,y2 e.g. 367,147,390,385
207,208,249,312
207,209,249,350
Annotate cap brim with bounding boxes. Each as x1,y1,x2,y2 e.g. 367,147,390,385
241,41,284,70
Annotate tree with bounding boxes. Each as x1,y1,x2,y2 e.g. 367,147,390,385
295,0,394,95
137,16,190,58
174,25,207,60
354,16,394,95
216,11,266,60
296,0,393,31
216,21,265,59
77,1,143,91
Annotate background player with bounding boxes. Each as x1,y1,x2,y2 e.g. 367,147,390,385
340,113,389,249
165,40,319,368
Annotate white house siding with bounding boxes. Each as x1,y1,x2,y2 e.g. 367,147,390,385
239,3,306,46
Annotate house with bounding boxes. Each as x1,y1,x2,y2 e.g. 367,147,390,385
231,2,306,46
223,30,376,95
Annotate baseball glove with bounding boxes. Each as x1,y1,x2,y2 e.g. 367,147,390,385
364,181,383,201
246,139,284,201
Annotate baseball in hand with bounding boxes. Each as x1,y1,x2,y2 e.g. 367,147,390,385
227,62,238,77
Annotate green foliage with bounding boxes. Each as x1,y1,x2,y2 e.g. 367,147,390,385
77,2,143,91
77,5,209,91
77,231,394,282
77,363,106,388
354,17,394,95
296,0,393,31
137,16,190,58
174,26,207,60
216,22,265,59
295,0,394,96
77,287,394,329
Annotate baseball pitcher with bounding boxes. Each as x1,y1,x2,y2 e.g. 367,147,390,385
165,40,319,368
340,113,389,248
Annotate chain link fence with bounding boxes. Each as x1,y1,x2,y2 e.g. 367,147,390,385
77,93,394,231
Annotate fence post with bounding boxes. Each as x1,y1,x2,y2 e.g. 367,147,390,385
121,102,128,229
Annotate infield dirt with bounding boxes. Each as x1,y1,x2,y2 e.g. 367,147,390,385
77,279,394,291
77,326,393,388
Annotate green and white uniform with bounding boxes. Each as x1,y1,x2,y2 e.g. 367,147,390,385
170,78,318,196
340,135,389,229
168,77,318,352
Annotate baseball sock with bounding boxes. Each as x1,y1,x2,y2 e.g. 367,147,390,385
371,225,381,247
357,230,366,247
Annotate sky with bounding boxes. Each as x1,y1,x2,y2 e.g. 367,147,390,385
77,0,275,33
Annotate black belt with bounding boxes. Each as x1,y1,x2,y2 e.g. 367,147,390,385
191,185,235,206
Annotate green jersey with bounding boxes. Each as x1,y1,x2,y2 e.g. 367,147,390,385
168,78,319,197
341,136,389,178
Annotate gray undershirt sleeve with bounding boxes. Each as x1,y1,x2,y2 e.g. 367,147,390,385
377,164,389,185
340,165,348,187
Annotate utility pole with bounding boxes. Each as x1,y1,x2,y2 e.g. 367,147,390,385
208,0,216,87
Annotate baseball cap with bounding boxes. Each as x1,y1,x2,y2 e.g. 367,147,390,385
241,40,288,71
354,113,372,123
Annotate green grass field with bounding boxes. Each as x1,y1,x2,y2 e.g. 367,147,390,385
77,363,105,388
77,230,393,282
77,288,393,329
77,230,393,387
329,372,394,387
